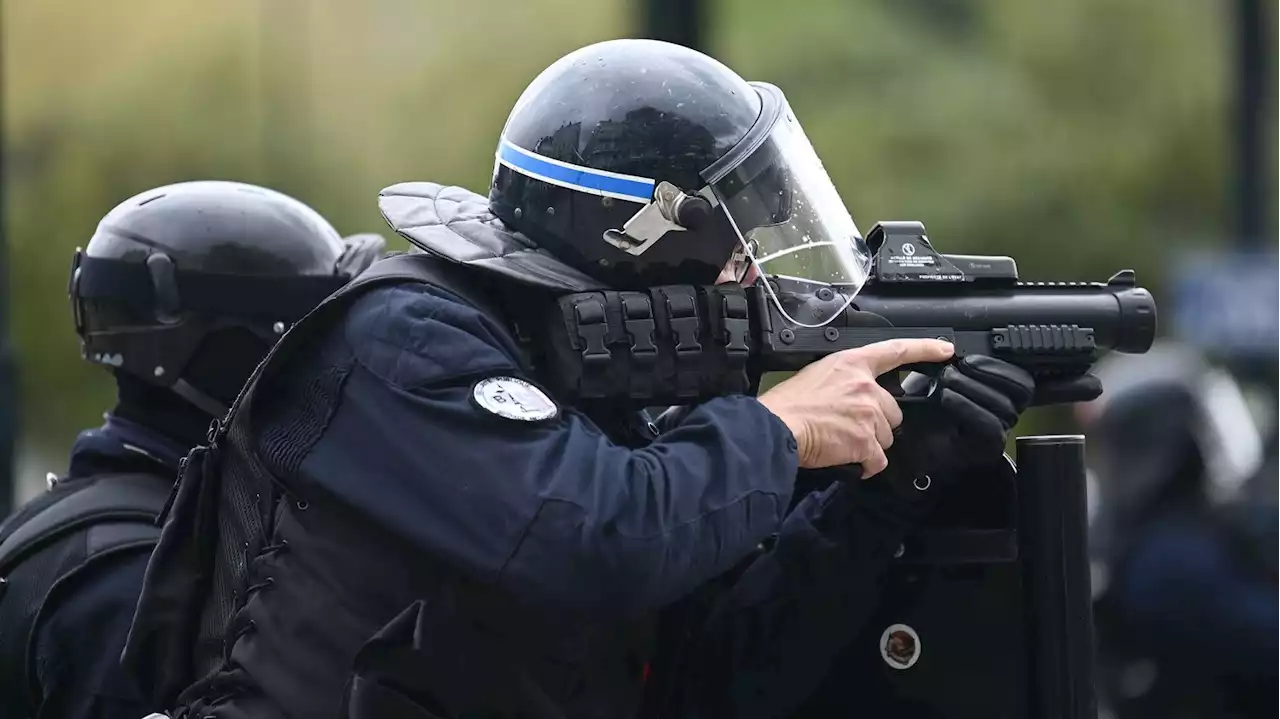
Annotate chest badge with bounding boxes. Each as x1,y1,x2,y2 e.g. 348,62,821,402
472,376,560,422
879,623,922,670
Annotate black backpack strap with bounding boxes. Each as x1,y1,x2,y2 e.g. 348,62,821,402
0,473,171,577
0,472,170,719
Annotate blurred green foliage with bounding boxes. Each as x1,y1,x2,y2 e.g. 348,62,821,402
2,0,1273,469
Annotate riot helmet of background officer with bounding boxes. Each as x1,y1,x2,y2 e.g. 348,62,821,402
69,180,384,420
1081,342,1267,526
489,38,870,327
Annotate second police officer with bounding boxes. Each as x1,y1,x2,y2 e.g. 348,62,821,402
1084,346,1277,719
123,40,1091,718
0,180,384,719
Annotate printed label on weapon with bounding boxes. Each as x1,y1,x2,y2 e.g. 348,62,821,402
880,623,921,670
888,253,936,269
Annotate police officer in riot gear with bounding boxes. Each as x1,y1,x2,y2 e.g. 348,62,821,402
1084,345,1277,719
0,180,384,719
124,41,1094,719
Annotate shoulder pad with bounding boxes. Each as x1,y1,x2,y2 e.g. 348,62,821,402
378,183,606,293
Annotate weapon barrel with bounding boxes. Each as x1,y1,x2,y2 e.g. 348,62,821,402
850,278,1157,354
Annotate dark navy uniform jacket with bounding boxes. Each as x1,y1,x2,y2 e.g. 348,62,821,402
303,279,800,617
148,278,807,717
248,278,926,718
29,417,185,719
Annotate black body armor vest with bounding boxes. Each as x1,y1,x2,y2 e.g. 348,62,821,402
122,253,654,719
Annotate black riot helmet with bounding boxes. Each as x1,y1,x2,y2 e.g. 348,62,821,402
69,180,385,417
1086,342,1267,522
490,39,872,326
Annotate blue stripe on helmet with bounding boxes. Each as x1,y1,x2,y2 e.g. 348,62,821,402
497,140,656,204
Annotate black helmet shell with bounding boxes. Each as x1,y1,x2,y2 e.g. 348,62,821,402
490,39,764,288
86,180,347,275
70,180,365,415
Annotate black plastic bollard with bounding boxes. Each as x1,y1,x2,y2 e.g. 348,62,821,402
1015,435,1097,719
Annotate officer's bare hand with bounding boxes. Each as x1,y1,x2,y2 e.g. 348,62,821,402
757,339,956,475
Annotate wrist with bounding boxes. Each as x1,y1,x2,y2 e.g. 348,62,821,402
755,397,808,463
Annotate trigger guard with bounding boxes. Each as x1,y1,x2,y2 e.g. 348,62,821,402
877,372,906,397
900,367,943,400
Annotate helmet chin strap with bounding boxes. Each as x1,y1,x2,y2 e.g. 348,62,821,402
170,378,229,420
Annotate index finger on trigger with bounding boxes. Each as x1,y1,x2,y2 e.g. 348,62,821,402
859,338,955,377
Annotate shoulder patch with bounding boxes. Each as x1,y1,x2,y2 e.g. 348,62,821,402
471,376,560,422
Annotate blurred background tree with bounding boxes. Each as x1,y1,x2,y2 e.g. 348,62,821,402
2,0,1275,502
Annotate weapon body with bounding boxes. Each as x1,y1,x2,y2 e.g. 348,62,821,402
753,221,1157,392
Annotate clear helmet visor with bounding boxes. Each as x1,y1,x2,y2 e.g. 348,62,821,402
709,99,870,328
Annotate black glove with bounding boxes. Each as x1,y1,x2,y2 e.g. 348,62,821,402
1032,373,1104,406
900,355,1035,471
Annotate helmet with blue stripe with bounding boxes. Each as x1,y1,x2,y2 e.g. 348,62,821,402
490,38,872,318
